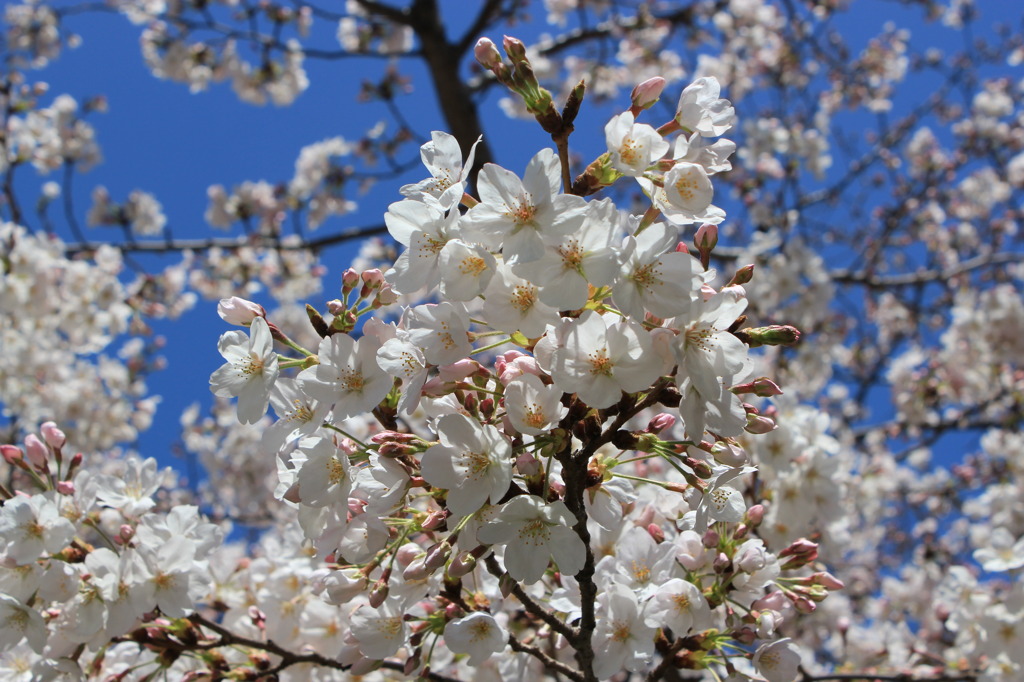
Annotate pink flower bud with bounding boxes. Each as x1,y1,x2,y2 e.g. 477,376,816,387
751,590,788,612
217,296,266,326
630,76,666,109
394,544,421,567
359,269,385,298
1,444,23,465
730,264,755,286
341,268,360,291
326,299,345,315
811,571,845,590
402,557,429,582
646,412,676,434
438,359,480,382
745,414,777,434
474,37,503,70
56,481,75,495
424,542,452,571
711,440,748,466
502,35,528,63
369,580,389,608
792,595,817,613
731,377,784,397
647,523,665,543
24,434,48,469
745,504,765,526
702,529,719,548
446,549,479,579
40,422,66,449
694,223,718,252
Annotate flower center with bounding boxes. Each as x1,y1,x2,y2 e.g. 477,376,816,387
327,456,347,486
505,196,538,227
511,284,538,313
588,348,614,376
459,255,488,276
237,354,265,377
339,369,366,393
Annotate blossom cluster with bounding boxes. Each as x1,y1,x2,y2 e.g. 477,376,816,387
197,70,838,680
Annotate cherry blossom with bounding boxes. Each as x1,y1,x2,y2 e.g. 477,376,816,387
420,414,512,517
478,496,585,584
209,316,279,424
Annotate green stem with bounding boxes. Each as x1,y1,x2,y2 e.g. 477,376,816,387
470,338,514,355
323,422,369,449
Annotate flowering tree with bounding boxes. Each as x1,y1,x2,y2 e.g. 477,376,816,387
1,1,1022,681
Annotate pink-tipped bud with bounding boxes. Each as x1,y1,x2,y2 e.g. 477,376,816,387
647,523,665,543
341,268,361,292
119,525,135,543
792,595,817,614
744,414,777,435
811,571,845,590
40,422,66,449
646,412,676,434
359,268,385,297
502,35,528,63
56,481,75,495
474,37,503,70
711,440,748,466
446,549,480,579
217,296,266,326
702,529,719,548
745,504,765,527
402,557,429,582
394,544,421,567
731,377,783,397
24,434,48,469
438,359,480,382
326,299,345,315
424,542,452,572
751,590,787,612
779,538,819,568
730,264,755,286
630,77,666,110
369,580,390,608
694,223,718,252
1,444,23,465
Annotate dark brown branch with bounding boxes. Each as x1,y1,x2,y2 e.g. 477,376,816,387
483,554,578,642
406,0,494,171
62,223,389,257
507,635,585,682
190,612,346,672
831,251,1024,288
